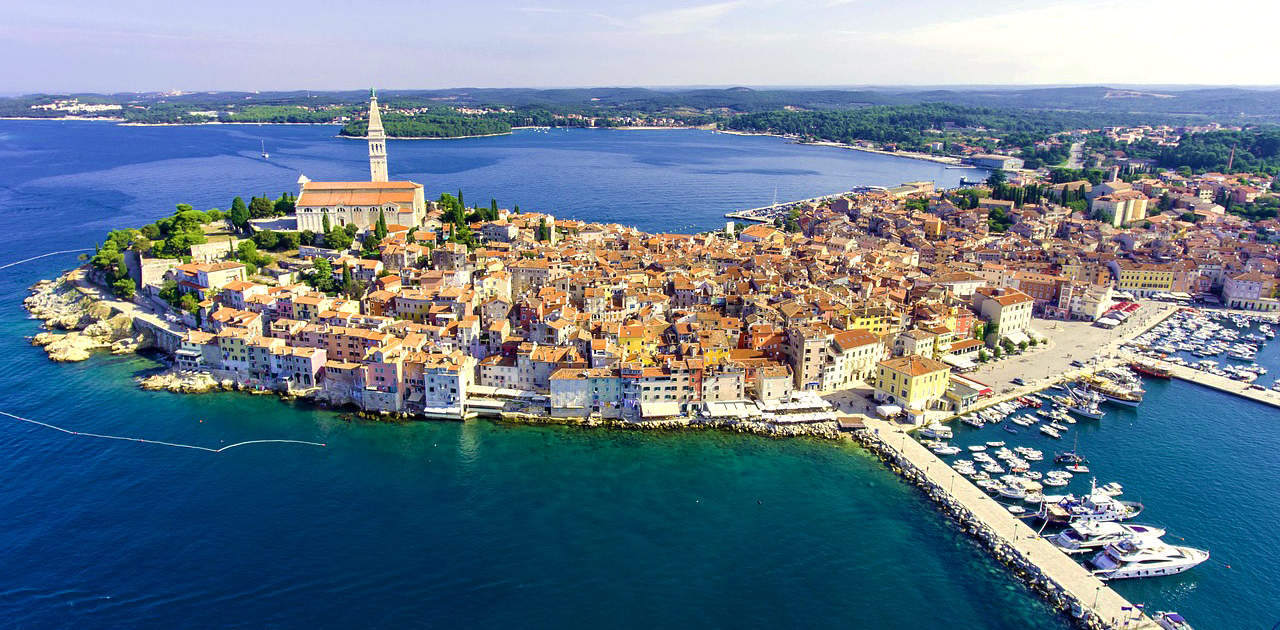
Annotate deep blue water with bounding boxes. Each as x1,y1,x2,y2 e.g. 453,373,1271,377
0,119,1085,630
946,378,1280,629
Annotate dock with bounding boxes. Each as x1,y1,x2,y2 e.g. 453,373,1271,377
1125,352,1280,409
854,417,1157,629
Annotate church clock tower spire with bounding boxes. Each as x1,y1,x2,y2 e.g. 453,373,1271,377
367,87,388,182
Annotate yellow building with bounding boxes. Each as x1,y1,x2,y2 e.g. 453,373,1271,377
843,305,899,336
873,355,950,411
1114,261,1175,296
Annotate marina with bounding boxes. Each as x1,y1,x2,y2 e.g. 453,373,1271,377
856,417,1158,629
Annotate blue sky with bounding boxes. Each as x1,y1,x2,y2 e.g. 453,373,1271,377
3,0,1276,92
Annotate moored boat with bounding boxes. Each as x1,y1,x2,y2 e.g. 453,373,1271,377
1130,361,1172,379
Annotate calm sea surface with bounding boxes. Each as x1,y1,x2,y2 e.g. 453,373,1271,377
0,120,1264,629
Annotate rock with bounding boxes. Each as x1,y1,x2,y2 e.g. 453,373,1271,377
41,332,105,362
138,371,219,393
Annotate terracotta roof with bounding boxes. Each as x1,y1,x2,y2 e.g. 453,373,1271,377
296,181,420,207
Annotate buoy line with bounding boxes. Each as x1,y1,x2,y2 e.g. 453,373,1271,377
0,248,94,271
0,411,326,453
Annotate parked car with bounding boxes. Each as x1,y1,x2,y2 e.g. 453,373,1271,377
1011,377,1026,385
1070,360,1085,367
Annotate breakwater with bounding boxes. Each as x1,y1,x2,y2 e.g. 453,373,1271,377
853,418,1157,629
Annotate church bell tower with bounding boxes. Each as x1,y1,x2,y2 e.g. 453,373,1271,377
367,88,388,182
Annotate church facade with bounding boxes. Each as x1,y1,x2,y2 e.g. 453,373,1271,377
294,89,426,233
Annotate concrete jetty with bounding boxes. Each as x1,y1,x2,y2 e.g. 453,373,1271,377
854,417,1157,629
1128,352,1280,409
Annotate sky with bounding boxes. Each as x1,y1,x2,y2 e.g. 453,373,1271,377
4,0,1280,93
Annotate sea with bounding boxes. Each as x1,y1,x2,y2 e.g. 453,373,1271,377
0,119,1269,629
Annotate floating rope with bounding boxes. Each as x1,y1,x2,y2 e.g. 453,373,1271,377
0,248,94,271
0,410,325,453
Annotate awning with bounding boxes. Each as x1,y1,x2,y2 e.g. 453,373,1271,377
640,401,682,418
875,404,902,418
1003,330,1030,345
942,355,977,371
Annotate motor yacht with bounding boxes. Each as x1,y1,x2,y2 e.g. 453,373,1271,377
1051,521,1166,555
1088,537,1209,580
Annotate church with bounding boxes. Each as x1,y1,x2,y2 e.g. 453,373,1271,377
294,89,427,233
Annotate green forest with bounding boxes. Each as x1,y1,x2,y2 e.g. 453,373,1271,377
340,111,512,138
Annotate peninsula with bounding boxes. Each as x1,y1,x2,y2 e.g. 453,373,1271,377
26,89,1280,630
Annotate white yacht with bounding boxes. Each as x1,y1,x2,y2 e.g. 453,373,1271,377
920,423,953,439
1040,425,1062,439
1088,537,1209,580
1051,521,1166,555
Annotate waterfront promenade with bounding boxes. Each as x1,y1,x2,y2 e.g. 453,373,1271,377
859,417,1157,629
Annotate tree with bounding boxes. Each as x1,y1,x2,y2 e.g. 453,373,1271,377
986,169,1007,186
248,195,275,219
253,229,279,250
375,210,388,241
322,214,331,234
111,278,135,299
310,258,335,293
1180,212,1198,223
537,217,549,241
341,263,353,294
229,196,250,230
324,227,354,250
490,198,499,220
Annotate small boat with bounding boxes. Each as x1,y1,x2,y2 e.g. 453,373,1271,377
260,139,269,159
1040,425,1062,439
1003,424,1018,435
1042,475,1069,487
920,423,953,439
1023,492,1046,504
968,445,987,452
1130,361,1171,379
1154,611,1192,630
1049,422,1069,432
1007,505,1026,515
986,441,1006,448
997,483,1026,500
1065,464,1090,474
1098,482,1124,496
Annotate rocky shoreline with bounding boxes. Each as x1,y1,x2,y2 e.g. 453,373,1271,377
24,271,846,442
24,272,151,361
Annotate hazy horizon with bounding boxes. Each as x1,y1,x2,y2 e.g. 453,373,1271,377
5,0,1279,93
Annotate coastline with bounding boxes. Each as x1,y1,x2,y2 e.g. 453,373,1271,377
714,128,967,166
17,266,1191,629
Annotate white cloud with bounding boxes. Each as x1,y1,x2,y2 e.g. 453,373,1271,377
632,1,746,36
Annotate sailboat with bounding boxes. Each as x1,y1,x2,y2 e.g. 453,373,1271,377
260,140,269,159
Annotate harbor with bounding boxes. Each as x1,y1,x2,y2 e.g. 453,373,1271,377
723,186,888,223
849,301,1280,628
854,417,1160,629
